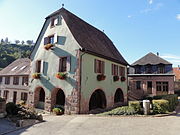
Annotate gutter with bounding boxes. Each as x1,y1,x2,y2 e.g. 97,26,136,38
78,49,86,114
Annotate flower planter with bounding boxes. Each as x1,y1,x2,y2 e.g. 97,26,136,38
32,73,41,79
44,44,54,50
121,76,126,82
56,72,67,80
97,74,106,81
113,75,119,82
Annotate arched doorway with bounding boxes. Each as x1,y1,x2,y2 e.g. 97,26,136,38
51,88,65,110
114,88,124,104
34,87,45,109
89,89,106,111
56,89,65,106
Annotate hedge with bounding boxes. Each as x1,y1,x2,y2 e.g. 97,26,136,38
152,99,169,114
99,106,137,116
0,97,5,102
153,94,178,112
128,101,142,114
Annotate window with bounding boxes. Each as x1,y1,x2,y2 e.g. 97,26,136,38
94,59,105,74
158,65,165,73
13,76,19,85
156,82,169,92
3,90,9,100
0,77,2,84
145,65,152,74
119,66,125,77
21,92,28,102
147,81,152,88
136,81,141,90
135,66,141,74
59,57,67,72
44,35,54,45
36,60,41,73
22,76,29,86
5,77,10,85
51,18,55,27
112,64,118,76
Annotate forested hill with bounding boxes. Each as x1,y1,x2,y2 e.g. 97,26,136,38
0,44,33,69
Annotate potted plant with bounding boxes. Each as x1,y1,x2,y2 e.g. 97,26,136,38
52,108,63,115
97,74,106,81
56,72,67,80
113,75,119,82
44,43,54,50
121,76,126,82
32,73,41,79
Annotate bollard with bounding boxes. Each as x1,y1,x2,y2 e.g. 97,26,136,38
143,100,150,115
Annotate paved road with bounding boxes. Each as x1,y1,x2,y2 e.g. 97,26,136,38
5,114,180,135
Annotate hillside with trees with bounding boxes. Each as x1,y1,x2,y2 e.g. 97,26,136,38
0,43,33,69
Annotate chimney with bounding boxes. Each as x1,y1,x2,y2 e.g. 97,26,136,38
157,52,159,56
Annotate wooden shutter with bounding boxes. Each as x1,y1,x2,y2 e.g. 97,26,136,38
40,60,45,74
94,59,97,73
66,56,71,72
54,18,58,25
102,61,105,74
32,61,36,73
112,64,114,75
59,58,62,72
54,33,57,43
44,37,49,45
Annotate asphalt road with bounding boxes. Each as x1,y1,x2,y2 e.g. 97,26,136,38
5,114,180,135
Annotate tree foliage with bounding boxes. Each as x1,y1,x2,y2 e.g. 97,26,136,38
0,43,33,69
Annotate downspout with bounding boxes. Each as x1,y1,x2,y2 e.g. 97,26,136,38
78,48,86,114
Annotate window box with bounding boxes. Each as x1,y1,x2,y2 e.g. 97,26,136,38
113,75,119,82
56,72,67,80
32,73,41,79
121,76,126,82
97,74,106,81
44,43,54,50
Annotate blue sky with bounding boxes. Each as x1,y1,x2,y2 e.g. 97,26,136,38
0,0,180,66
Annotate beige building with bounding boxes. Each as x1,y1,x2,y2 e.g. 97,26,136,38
0,58,30,104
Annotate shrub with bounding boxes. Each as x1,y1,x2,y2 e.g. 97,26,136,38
53,108,63,115
6,102,19,115
113,75,119,82
97,74,106,81
128,101,142,114
99,106,136,116
153,94,178,112
32,73,41,79
152,99,169,114
0,97,5,102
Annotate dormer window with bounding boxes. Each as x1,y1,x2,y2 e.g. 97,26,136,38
135,65,141,74
44,35,54,45
145,64,152,74
51,18,55,27
50,16,60,28
158,64,165,73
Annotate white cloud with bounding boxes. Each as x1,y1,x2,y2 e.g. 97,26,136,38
140,3,163,14
161,54,180,67
176,14,180,20
128,15,132,18
149,0,153,5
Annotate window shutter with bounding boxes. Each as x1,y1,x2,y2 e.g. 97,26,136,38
54,33,57,43
44,37,49,45
54,18,58,25
112,64,114,75
32,61,36,73
102,61,105,74
94,59,97,73
66,56,71,72
40,60,44,74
